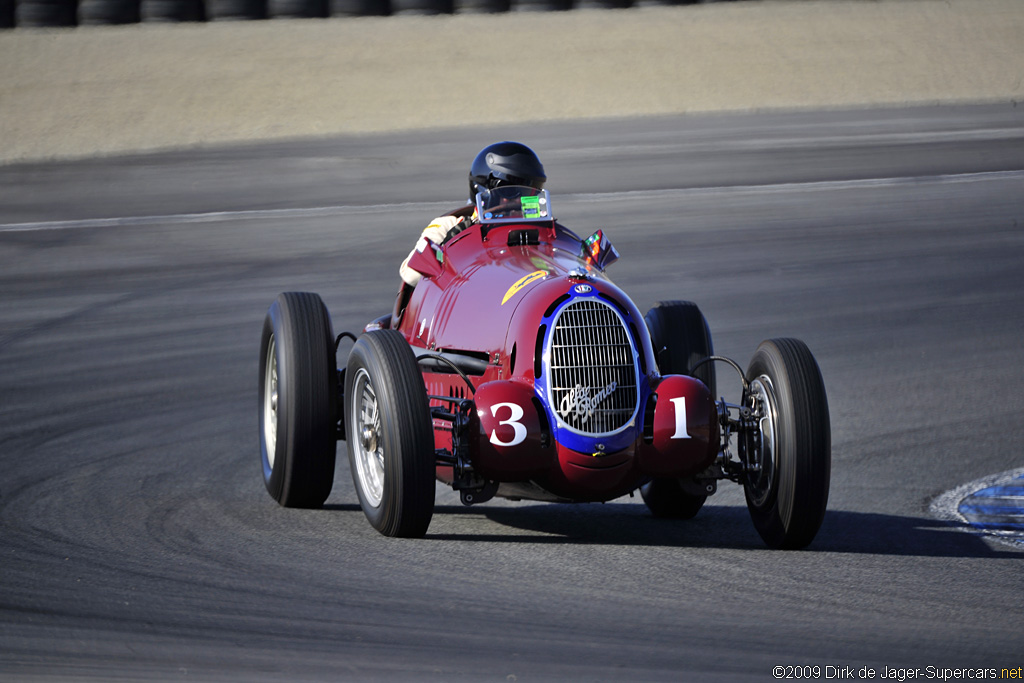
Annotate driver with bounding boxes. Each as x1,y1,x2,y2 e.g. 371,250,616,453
399,141,547,287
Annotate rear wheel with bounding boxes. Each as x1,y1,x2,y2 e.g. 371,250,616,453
259,292,338,508
641,301,715,518
743,338,831,549
345,330,435,537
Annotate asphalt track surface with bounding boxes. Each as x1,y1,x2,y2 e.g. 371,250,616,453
2,104,1024,681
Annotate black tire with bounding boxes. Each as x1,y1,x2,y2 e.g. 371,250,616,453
330,0,387,15
206,0,265,19
453,0,507,12
1,0,14,28
259,292,338,509
345,329,435,538
640,478,707,519
743,338,831,549
140,0,203,21
511,0,570,10
644,300,715,394
640,300,715,518
389,0,449,13
575,0,630,8
268,0,325,17
78,0,139,23
15,0,77,26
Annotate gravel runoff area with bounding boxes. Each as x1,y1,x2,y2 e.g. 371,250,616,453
0,0,1022,163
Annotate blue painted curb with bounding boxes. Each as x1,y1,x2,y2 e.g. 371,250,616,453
958,474,1024,531
931,468,1024,549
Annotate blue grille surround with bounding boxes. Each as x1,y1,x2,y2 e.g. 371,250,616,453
535,288,644,454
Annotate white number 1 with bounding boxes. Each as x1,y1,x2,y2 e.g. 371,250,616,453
669,397,691,439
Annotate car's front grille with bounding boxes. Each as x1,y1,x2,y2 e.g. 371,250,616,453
548,298,639,435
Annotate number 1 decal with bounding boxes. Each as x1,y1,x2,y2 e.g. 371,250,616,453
669,397,691,439
489,402,527,447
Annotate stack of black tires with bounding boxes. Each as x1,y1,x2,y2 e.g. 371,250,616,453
3,0,699,27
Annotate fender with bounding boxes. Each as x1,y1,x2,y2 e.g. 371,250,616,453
472,380,553,480
637,374,718,477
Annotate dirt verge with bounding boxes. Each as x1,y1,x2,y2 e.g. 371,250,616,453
1,0,1021,163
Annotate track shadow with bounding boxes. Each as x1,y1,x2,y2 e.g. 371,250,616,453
417,502,1022,557
323,503,364,512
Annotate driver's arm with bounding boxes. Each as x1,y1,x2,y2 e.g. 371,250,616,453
399,215,465,286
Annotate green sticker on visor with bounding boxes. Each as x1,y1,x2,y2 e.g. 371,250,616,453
521,195,541,219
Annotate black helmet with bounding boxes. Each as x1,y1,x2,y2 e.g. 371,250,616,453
468,142,547,202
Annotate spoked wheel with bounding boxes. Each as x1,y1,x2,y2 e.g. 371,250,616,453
743,338,831,549
345,329,435,538
641,300,716,519
258,292,338,508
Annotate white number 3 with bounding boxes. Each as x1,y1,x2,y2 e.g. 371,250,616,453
489,402,527,447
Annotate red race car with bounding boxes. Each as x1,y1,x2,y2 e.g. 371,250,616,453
258,186,831,549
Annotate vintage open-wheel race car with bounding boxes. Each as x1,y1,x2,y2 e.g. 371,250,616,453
258,185,831,549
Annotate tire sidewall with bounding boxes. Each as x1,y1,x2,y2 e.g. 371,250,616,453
345,340,387,529
258,292,337,508
259,299,288,499
744,344,792,530
345,330,435,536
744,339,831,549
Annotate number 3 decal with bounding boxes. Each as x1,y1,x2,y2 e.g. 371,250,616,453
489,402,527,447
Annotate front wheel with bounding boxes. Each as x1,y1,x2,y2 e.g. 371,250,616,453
345,330,435,538
743,338,831,549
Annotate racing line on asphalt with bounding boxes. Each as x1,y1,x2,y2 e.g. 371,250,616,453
2,169,1023,233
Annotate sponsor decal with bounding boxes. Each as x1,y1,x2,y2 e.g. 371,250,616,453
558,382,617,424
501,270,547,305
520,195,548,219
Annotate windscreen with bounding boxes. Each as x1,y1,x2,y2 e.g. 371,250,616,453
475,186,553,224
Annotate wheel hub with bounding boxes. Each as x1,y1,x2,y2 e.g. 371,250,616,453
263,337,279,469
745,376,777,508
361,425,378,453
351,368,385,508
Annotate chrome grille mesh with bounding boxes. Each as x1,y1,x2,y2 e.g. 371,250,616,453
548,298,639,435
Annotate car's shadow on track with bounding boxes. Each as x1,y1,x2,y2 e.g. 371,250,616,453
415,502,1021,557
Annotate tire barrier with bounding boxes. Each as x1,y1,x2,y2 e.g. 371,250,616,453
267,0,326,18
79,0,139,23
572,0,630,8
0,0,710,25
510,0,571,10
14,0,76,25
140,0,204,21
390,0,452,14
205,0,264,19
329,0,386,15
454,0,509,13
